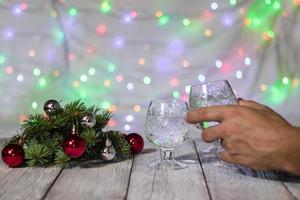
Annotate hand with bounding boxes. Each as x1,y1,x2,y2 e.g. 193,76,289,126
185,99,300,175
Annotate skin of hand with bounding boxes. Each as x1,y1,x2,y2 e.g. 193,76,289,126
185,99,300,175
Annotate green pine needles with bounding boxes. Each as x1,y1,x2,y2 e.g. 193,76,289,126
8,99,131,167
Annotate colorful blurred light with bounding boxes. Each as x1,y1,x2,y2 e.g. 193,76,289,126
170,78,179,87
182,60,190,68
100,0,112,13
133,105,141,112
96,24,107,35
198,74,206,82
32,102,38,109
244,57,252,66
158,15,170,25
6,66,14,74
108,63,116,72
104,79,111,87
69,8,78,16
182,18,191,26
210,2,218,10
17,74,24,82
172,90,180,98
0,54,6,64
143,76,151,85
127,83,134,90
215,60,222,68
204,29,213,37
126,115,134,122
33,68,41,76
80,74,88,82
138,58,145,65
88,68,96,76
185,85,191,94
116,75,123,82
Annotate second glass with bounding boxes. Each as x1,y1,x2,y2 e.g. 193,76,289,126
189,80,238,154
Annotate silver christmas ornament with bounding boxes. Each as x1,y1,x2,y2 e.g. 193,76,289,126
43,99,61,116
99,138,116,161
81,113,96,128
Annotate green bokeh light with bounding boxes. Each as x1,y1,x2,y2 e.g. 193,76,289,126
265,0,272,4
182,18,191,26
245,0,282,29
273,1,281,9
33,68,41,76
100,0,112,13
32,102,38,109
38,78,46,88
282,77,289,85
69,8,78,16
88,68,96,76
230,0,237,6
143,76,151,85
53,29,64,44
172,90,180,98
108,63,116,72
158,15,170,25
265,78,290,105
80,75,88,82
267,30,275,38
101,101,111,109
0,54,5,64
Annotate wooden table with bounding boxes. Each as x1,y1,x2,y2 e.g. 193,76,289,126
1,138,300,200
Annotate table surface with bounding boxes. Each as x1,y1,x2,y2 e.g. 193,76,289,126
1,137,300,200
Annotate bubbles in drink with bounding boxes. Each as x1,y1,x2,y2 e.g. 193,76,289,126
189,95,237,128
145,115,189,149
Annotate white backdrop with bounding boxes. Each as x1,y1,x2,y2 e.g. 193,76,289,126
0,0,299,137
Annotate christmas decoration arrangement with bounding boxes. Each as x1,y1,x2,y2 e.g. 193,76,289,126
1,99,144,167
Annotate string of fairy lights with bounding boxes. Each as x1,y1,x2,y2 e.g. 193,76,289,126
0,0,300,133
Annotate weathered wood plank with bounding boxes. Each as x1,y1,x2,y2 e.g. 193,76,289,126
0,138,62,200
126,139,210,200
278,172,300,199
284,182,300,199
44,159,133,199
194,138,298,200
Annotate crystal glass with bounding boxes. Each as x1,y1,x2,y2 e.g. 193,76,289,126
144,99,190,169
189,80,237,153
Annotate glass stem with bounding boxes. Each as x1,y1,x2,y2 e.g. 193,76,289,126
160,149,174,161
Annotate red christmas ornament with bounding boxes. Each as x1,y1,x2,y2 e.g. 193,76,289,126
63,135,86,158
1,144,24,167
125,133,144,154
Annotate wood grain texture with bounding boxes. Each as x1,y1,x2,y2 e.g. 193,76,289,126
194,138,298,200
126,139,210,200
44,159,134,200
0,139,62,200
280,173,300,199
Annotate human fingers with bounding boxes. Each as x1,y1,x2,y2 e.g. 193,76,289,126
201,125,225,142
238,99,270,110
219,151,237,164
185,105,239,124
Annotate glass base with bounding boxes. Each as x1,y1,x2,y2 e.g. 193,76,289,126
148,158,188,170
148,148,188,170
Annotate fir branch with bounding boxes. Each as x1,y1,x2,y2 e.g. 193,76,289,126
106,130,130,159
86,105,101,115
81,129,102,147
43,137,63,155
5,99,132,168
94,110,112,131
24,142,53,166
63,100,87,118
54,149,70,167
